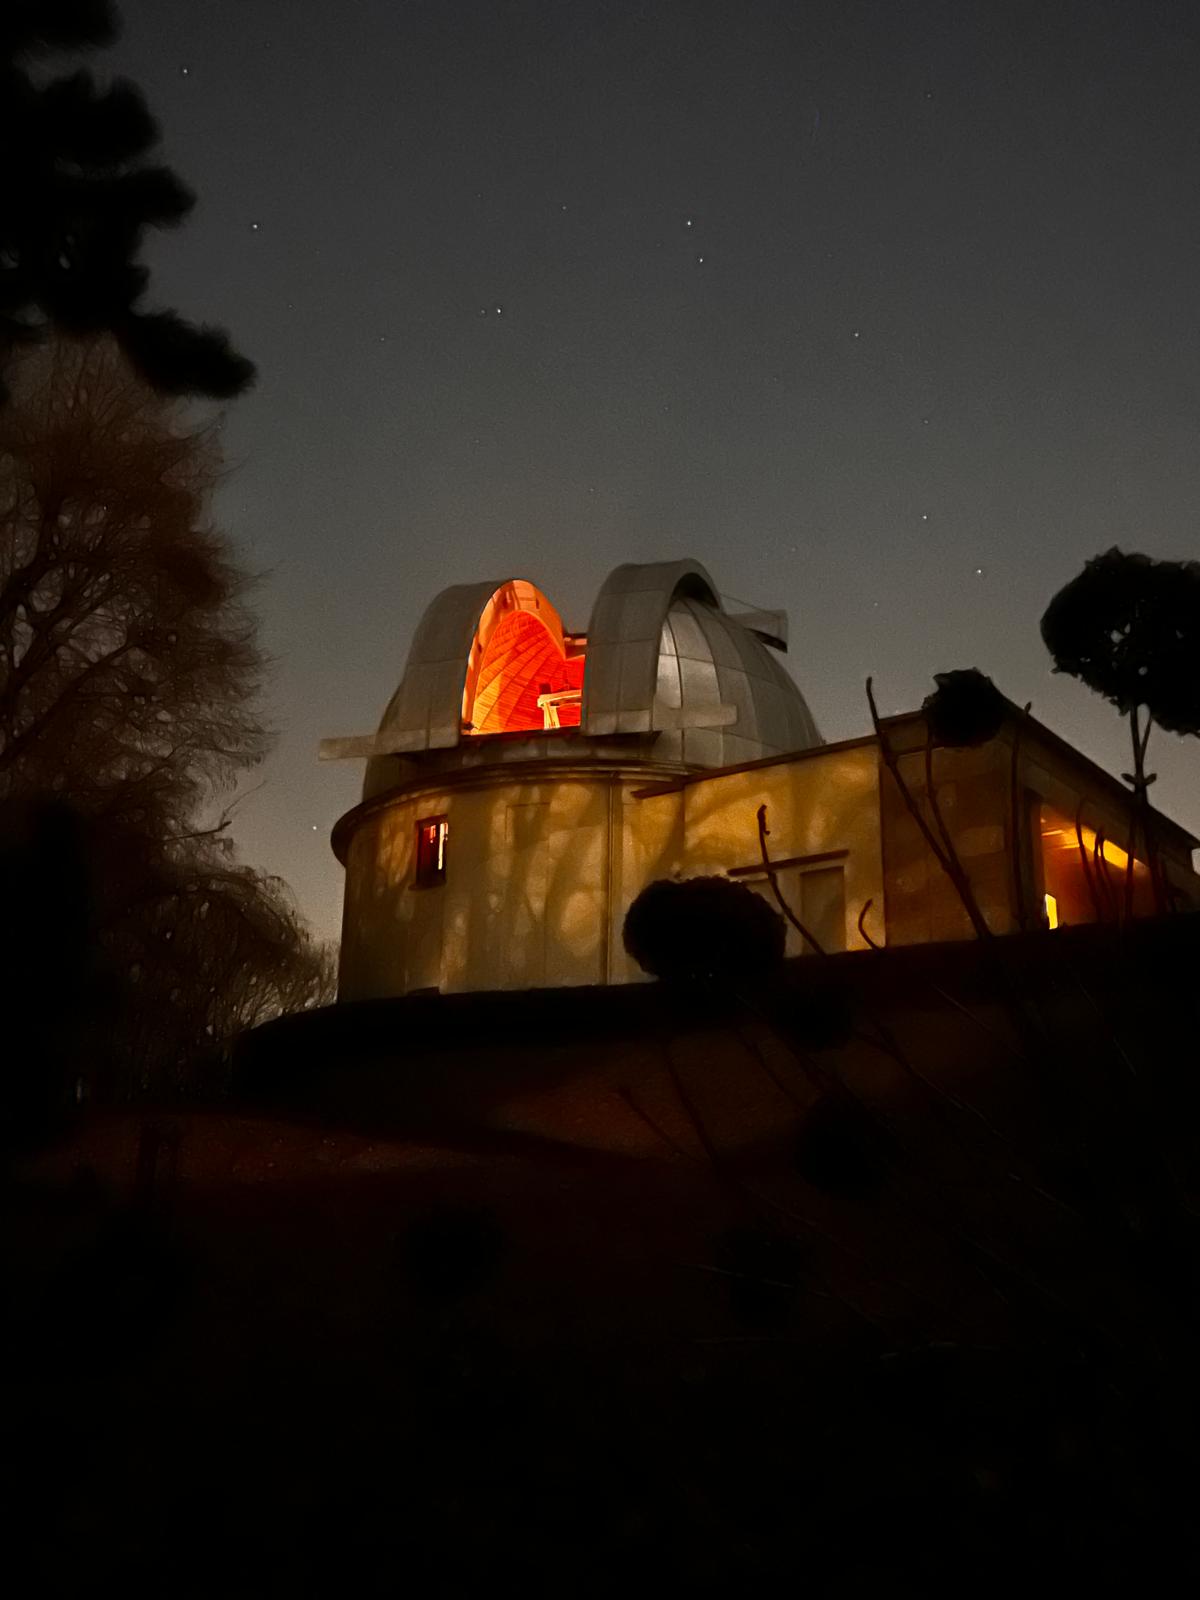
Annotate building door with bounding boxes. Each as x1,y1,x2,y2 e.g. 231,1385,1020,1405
800,865,847,952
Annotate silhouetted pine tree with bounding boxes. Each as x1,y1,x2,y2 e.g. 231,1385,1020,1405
0,0,253,401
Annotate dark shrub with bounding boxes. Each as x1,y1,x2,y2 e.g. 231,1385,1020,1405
623,876,786,985
921,668,1007,748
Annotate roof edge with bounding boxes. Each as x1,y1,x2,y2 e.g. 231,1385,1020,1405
633,699,1198,848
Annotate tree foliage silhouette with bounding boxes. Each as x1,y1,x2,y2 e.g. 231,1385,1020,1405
0,339,325,1123
1040,548,1200,737
1042,548,1200,908
0,0,253,401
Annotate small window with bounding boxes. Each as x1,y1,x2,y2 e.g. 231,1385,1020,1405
414,816,448,887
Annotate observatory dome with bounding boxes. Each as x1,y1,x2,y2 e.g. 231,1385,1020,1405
359,558,821,798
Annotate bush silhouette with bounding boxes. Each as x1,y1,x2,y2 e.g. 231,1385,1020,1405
921,668,1008,748
623,875,786,985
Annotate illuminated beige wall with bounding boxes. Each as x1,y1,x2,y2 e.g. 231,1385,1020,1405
338,763,686,1000
880,733,1016,943
336,727,1200,1000
636,742,886,957
338,745,886,999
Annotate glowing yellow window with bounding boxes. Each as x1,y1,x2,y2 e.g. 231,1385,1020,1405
1043,892,1059,930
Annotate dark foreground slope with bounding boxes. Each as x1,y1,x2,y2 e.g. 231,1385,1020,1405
6,919,1200,1592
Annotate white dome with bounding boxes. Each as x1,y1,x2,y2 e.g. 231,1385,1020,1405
362,558,821,797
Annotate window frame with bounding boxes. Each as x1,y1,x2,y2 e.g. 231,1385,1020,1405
413,815,449,888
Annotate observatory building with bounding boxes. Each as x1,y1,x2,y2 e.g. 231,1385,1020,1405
324,559,1199,1000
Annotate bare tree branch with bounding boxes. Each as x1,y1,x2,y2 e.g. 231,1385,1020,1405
0,337,321,1105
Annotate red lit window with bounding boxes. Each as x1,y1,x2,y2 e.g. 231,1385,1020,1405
415,816,448,887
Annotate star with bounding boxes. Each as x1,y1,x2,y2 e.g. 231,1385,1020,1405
180,65,191,78
250,221,261,232
852,329,861,339
685,217,694,228
696,254,706,264
920,513,929,522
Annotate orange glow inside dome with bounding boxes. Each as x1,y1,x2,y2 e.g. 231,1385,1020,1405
463,582,585,736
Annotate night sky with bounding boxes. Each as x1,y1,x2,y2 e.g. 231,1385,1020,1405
108,0,1200,940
